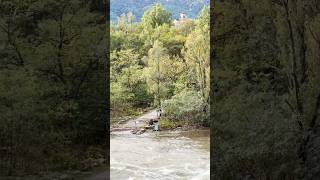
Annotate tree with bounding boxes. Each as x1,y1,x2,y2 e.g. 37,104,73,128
183,18,210,105
196,6,210,33
141,3,172,29
274,0,320,177
211,0,320,179
145,40,165,107
141,3,172,47
0,0,107,174
110,49,152,113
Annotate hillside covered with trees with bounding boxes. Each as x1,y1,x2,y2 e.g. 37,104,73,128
110,0,209,21
212,0,320,179
111,3,210,128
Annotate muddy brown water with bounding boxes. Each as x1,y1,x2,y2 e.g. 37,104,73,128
110,129,210,180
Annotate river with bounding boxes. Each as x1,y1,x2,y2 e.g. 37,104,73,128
110,129,210,180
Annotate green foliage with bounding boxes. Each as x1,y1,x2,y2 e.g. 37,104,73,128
142,3,172,29
183,27,210,102
140,4,173,47
145,40,169,106
196,6,210,33
157,24,186,57
110,0,209,21
212,0,320,179
110,49,153,116
162,89,207,124
159,118,181,130
0,0,107,175
111,4,210,127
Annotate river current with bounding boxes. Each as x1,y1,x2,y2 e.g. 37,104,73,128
110,130,210,180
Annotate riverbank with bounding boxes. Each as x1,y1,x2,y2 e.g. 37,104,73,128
159,118,210,131
111,108,209,133
111,107,153,127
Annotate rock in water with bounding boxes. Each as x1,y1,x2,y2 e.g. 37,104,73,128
136,128,146,135
131,129,138,134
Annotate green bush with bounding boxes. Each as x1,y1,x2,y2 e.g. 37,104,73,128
162,89,208,124
159,118,181,130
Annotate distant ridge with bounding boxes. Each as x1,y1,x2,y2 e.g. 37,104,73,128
110,0,209,22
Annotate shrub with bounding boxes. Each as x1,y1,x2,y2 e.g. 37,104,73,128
162,89,208,124
159,118,182,130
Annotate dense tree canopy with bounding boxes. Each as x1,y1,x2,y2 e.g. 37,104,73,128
111,4,210,126
110,0,209,21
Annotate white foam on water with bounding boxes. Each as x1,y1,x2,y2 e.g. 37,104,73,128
110,130,210,180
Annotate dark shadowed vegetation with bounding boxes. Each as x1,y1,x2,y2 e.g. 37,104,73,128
0,0,108,177
212,0,320,179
